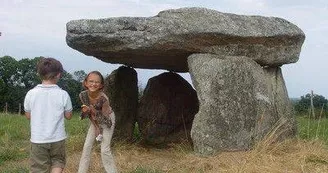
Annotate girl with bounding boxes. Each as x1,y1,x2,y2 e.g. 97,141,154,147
78,71,117,173
79,71,111,141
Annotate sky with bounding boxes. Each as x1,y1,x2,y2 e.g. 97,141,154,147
1,0,327,98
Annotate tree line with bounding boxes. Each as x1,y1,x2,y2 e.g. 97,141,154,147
292,93,328,118
1,55,327,117
0,56,86,113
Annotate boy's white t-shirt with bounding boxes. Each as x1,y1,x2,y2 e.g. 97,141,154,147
24,84,72,143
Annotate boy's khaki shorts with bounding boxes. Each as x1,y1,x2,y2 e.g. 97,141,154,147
30,140,66,173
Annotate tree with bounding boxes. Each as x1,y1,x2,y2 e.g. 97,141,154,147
17,57,41,89
0,56,84,113
73,70,87,82
0,56,18,86
294,93,328,118
58,71,84,110
0,56,20,112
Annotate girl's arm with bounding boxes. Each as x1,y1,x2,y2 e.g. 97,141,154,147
102,98,113,116
90,116,101,135
101,97,115,127
89,105,101,135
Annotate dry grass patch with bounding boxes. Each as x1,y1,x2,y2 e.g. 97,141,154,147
63,139,328,173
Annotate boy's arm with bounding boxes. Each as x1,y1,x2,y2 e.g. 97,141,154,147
64,92,73,120
24,92,31,120
65,111,72,120
25,112,31,120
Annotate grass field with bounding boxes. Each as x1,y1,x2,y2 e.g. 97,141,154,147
1,113,328,172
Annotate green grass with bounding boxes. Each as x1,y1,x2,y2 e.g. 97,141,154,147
0,167,29,173
0,114,30,165
0,113,88,171
65,115,90,152
1,113,328,172
297,116,328,143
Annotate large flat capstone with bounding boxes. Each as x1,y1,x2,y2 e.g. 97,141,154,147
66,7,305,72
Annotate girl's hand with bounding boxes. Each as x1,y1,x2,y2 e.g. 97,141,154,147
89,105,96,114
108,106,113,114
87,105,97,120
81,105,90,113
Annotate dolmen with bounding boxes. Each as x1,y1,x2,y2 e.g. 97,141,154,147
66,7,305,155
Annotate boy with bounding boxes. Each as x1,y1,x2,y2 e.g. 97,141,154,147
24,57,73,173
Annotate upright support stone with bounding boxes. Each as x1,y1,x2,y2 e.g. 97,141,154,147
188,54,274,155
104,66,138,141
263,67,297,138
137,72,199,145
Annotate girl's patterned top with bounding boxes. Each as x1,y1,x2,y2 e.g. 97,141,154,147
79,90,113,128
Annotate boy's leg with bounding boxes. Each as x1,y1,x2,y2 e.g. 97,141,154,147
30,143,51,173
50,140,66,172
100,124,117,173
78,124,95,173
